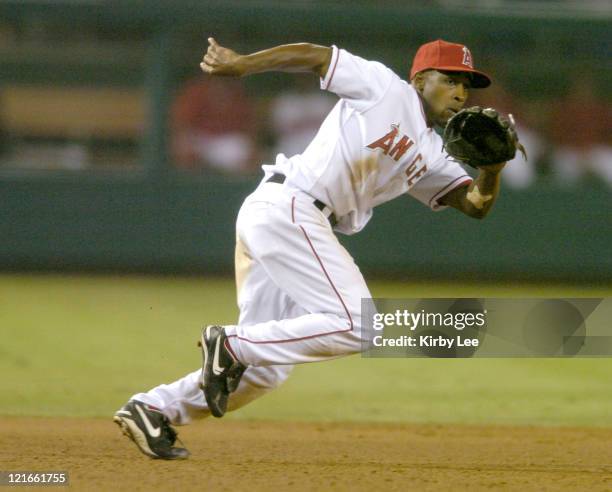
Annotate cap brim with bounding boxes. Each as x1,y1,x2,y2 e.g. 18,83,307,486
435,66,491,88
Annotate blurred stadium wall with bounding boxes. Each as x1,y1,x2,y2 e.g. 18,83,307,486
0,1,610,282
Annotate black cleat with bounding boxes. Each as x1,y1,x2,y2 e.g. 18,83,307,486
113,400,190,460
198,325,247,418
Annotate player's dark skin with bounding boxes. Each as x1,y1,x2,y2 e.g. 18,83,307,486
201,38,505,219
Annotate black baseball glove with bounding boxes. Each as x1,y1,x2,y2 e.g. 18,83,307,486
443,106,527,168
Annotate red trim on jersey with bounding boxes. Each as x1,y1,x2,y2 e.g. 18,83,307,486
429,176,473,209
227,197,353,347
323,47,340,91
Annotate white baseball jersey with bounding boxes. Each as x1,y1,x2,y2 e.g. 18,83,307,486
263,45,472,235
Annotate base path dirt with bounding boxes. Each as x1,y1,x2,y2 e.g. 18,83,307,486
2,417,612,491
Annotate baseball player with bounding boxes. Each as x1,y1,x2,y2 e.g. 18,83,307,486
114,38,511,459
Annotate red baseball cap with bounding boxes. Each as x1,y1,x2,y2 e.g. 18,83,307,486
410,39,491,88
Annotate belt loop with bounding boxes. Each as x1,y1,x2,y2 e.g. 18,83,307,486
266,173,286,185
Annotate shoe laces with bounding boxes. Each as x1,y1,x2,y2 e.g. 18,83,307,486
158,415,188,451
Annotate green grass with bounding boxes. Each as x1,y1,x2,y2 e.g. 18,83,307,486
0,273,611,426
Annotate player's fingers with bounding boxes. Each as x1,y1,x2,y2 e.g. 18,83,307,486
200,62,214,74
203,53,218,66
208,37,218,48
206,45,222,61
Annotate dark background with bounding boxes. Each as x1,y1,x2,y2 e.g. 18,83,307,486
0,1,610,282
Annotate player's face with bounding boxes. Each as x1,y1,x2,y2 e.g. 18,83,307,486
415,70,472,127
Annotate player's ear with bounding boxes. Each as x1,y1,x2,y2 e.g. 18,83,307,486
412,72,425,93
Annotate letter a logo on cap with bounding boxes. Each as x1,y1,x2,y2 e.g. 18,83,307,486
462,46,473,68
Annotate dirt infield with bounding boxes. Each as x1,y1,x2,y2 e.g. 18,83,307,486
2,417,612,491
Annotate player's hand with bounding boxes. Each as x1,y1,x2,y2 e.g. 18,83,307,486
200,37,244,77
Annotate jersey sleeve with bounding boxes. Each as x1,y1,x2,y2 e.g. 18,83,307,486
320,45,395,113
408,156,473,211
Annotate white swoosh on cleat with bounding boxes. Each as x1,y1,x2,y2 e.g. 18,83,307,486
135,404,161,438
212,337,224,376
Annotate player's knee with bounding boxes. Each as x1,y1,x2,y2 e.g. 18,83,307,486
332,313,365,355
268,364,293,387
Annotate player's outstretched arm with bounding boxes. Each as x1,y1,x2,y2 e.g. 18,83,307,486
200,37,333,78
439,163,505,220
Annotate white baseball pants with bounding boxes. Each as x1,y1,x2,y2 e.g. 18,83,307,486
132,180,371,424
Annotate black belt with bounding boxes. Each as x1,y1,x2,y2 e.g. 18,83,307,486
266,173,338,227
